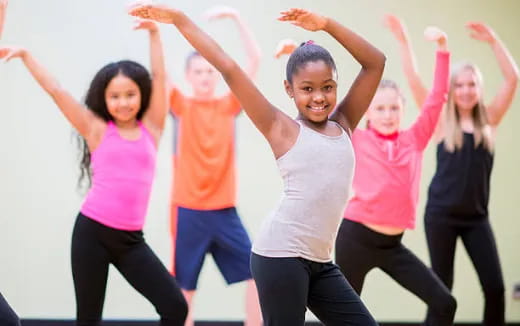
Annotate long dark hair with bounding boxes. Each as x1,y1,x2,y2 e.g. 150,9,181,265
77,60,152,189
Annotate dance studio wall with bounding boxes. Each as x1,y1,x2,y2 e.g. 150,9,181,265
1,0,518,323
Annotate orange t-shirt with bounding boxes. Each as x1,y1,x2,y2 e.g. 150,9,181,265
170,87,242,210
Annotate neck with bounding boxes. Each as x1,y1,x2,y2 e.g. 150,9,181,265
368,125,399,140
193,89,215,100
114,119,138,129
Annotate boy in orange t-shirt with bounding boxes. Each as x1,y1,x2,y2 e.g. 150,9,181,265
168,6,261,326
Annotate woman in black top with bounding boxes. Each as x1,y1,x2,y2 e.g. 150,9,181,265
385,15,518,325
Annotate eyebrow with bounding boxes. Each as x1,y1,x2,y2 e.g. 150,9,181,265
299,79,336,85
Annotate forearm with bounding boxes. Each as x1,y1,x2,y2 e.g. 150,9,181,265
21,51,64,99
490,37,519,83
399,40,428,108
323,18,385,70
234,15,261,78
149,30,166,83
0,3,6,39
428,50,450,97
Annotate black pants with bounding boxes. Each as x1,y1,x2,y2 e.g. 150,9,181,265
425,217,504,326
251,253,377,326
335,219,456,326
0,292,20,326
71,213,188,326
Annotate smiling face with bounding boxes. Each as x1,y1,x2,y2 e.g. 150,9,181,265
366,86,404,135
452,67,482,113
185,54,219,98
285,60,337,124
104,73,142,124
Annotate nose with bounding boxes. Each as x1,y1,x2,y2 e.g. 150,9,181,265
313,91,325,103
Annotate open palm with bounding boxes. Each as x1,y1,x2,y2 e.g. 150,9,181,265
466,22,496,43
128,4,177,25
278,8,327,32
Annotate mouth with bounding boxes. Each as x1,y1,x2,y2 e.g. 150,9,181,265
307,105,328,113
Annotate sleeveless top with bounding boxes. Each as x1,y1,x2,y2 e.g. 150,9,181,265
252,121,355,262
81,121,157,231
425,132,493,223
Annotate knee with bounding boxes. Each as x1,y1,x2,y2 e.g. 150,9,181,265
159,293,188,325
437,293,457,318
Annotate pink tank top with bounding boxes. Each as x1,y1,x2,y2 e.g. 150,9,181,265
81,121,157,230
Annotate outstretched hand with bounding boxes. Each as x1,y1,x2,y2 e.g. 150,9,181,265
466,22,496,44
278,8,327,32
423,26,448,50
274,39,297,59
383,14,408,44
132,19,158,32
0,46,26,62
128,2,178,25
203,5,239,21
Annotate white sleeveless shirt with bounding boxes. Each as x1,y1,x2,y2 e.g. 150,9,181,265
252,121,355,262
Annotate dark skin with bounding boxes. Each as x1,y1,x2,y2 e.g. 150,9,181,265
129,5,386,158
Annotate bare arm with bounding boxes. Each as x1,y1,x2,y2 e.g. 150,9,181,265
384,14,428,109
128,4,291,144
467,22,519,127
324,19,386,131
134,20,168,134
0,47,97,138
205,6,262,79
0,0,7,39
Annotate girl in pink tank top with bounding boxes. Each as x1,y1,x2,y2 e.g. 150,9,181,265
0,17,187,326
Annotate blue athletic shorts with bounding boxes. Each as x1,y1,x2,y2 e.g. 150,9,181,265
174,206,253,290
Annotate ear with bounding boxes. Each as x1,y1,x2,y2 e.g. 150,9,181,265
284,80,294,99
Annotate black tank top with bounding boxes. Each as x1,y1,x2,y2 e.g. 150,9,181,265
425,132,493,222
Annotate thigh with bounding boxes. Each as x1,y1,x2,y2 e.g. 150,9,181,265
211,207,252,284
335,219,376,294
308,263,377,326
250,253,308,326
0,292,20,326
425,219,458,289
381,244,451,307
175,207,212,290
71,214,110,324
461,221,504,291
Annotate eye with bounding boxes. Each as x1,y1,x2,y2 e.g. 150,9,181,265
323,85,333,91
110,94,119,100
375,105,384,111
391,105,400,111
302,87,312,92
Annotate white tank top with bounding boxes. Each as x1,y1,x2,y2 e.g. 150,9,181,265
252,120,355,262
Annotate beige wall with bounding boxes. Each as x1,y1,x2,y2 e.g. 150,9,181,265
0,0,518,322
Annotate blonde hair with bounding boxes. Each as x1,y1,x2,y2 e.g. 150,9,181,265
443,62,493,153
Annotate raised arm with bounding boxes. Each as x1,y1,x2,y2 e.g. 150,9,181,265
466,22,519,127
134,20,168,134
0,0,7,39
274,39,298,59
128,4,291,145
0,46,97,138
384,14,429,109
408,28,450,150
205,6,262,79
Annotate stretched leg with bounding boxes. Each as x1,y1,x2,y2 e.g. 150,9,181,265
115,236,188,326
307,263,377,326
211,207,260,326
174,207,212,326
424,218,458,290
251,253,308,326
0,292,20,326
71,214,110,326
461,221,505,326
381,244,456,326
335,219,378,294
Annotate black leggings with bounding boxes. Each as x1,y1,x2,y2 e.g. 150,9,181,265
0,292,20,326
251,253,377,326
425,217,504,326
335,219,456,326
71,213,188,326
